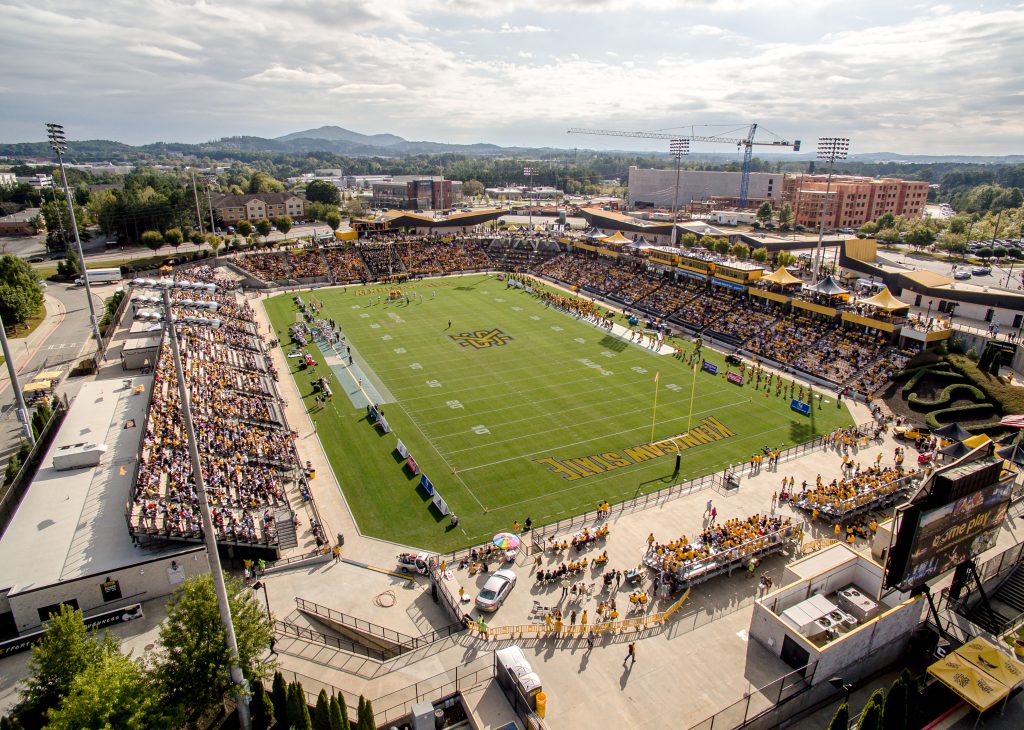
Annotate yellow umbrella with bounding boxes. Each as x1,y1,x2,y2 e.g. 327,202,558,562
928,654,1008,711
957,637,1024,688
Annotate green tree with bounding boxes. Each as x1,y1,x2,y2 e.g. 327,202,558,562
207,234,223,258
699,235,718,251
190,230,205,246
777,202,794,230
776,251,797,267
140,229,164,253
20,605,119,722
356,696,375,730
163,227,184,254
329,694,349,730
899,669,918,728
859,221,879,236
904,223,935,250
828,703,850,730
0,286,37,331
756,201,773,225
948,216,969,235
463,179,485,197
273,215,293,238
713,239,730,256
313,689,332,730
876,212,896,230
251,682,275,730
342,199,365,217
236,220,254,238
44,651,171,730
858,689,885,730
40,198,88,252
271,671,289,724
876,227,901,244
750,246,769,263
288,682,312,730
731,242,750,259
325,211,342,231
680,232,697,249
881,674,908,730
306,180,342,205
248,172,285,194
254,218,273,241
976,246,993,260
938,233,967,256
153,574,273,726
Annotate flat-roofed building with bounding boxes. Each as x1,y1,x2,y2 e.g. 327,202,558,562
627,167,781,209
0,378,207,637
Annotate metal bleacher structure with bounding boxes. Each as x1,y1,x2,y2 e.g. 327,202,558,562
122,272,325,559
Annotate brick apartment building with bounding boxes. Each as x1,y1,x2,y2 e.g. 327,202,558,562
371,178,462,210
782,174,929,229
210,193,305,226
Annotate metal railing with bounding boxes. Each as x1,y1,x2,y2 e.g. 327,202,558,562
370,655,496,727
296,597,464,654
273,618,394,662
687,660,819,730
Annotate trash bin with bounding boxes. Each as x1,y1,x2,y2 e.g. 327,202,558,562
536,692,547,719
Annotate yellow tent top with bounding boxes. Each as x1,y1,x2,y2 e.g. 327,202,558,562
604,231,631,243
506,225,520,232
23,382,51,393
962,433,991,449
762,266,802,286
36,369,64,381
957,637,1024,689
859,287,910,312
928,654,1009,711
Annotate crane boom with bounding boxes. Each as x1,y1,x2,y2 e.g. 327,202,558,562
567,125,801,208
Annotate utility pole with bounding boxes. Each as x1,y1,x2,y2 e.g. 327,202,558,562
46,123,103,348
206,178,217,236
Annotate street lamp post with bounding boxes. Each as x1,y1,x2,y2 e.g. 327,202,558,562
45,124,103,349
669,139,690,247
0,311,34,445
828,676,853,707
251,580,272,617
160,286,251,730
811,137,850,281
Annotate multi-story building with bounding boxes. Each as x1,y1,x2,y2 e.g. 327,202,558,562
782,174,929,230
211,193,305,226
371,178,462,210
15,173,53,190
0,172,16,189
627,168,781,209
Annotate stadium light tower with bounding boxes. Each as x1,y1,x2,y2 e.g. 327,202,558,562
523,167,536,231
669,139,690,247
811,137,850,281
46,123,103,347
153,283,251,730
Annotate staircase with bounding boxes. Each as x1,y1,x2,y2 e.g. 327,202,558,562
966,564,1024,634
274,509,299,550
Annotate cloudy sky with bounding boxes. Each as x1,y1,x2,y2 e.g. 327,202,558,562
2,0,1022,154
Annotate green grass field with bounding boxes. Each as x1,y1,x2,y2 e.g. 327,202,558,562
265,275,853,551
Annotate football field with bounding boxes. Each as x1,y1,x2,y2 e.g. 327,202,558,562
265,275,853,551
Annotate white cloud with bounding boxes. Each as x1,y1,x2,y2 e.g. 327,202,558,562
0,0,1020,154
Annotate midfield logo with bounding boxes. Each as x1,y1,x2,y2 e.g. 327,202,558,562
449,329,513,349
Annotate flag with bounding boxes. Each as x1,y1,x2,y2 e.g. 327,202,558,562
654,371,660,384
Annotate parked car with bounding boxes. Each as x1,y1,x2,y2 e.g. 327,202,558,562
953,270,972,280
972,267,991,276
475,569,517,612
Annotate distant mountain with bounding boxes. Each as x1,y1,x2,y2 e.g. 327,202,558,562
276,125,406,147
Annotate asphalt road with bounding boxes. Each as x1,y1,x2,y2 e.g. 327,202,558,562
0,281,110,461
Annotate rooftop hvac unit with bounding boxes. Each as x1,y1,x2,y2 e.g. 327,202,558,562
52,442,107,471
